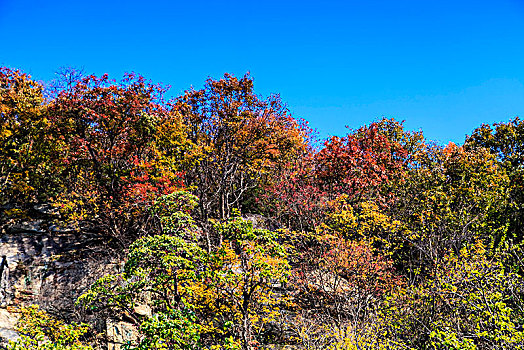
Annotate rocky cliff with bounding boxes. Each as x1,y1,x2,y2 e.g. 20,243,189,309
0,204,122,347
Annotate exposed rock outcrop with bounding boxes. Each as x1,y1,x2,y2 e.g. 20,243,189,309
0,206,122,346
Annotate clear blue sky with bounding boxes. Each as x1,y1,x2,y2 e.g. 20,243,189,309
1,0,523,144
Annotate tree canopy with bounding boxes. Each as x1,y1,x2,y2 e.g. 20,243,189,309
1,67,524,350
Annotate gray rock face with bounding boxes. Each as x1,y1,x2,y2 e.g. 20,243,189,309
0,308,18,341
106,319,139,350
0,214,122,346
243,213,279,230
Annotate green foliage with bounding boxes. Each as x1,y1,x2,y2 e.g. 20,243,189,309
465,117,524,257
7,305,93,350
79,235,204,349
149,190,199,239
379,242,524,349
125,309,200,350
79,195,290,350
388,143,511,279
204,213,291,349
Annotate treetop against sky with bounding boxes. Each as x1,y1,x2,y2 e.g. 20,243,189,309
0,0,523,144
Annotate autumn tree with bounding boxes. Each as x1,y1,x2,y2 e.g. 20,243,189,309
175,73,309,223
288,197,403,346
465,117,524,248
46,66,86,97
379,243,524,349
201,214,290,349
263,118,420,231
387,143,510,279
47,73,190,242
0,67,52,206
260,151,324,231
315,120,413,207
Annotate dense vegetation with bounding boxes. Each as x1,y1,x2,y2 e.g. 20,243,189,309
1,67,524,349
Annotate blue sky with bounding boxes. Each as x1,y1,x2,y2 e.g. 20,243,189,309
1,0,523,144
